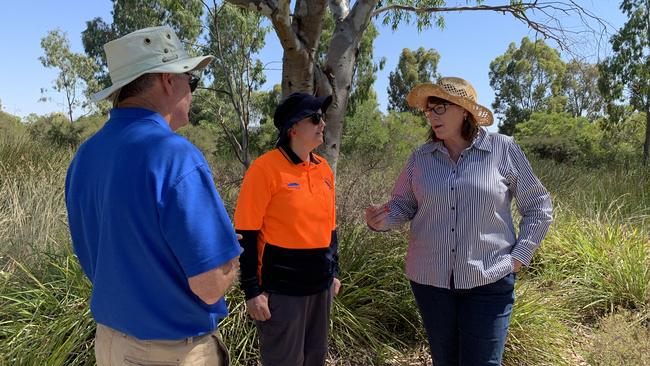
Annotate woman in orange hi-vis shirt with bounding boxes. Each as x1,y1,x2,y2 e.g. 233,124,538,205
234,92,340,366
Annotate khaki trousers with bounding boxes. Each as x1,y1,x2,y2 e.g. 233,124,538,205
95,323,230,366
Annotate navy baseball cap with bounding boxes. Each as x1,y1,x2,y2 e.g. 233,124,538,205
273,92,332,134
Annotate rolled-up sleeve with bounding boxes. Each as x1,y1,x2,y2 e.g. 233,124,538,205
507,139,553,266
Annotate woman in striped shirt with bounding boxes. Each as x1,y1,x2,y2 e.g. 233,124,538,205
366,77,553,366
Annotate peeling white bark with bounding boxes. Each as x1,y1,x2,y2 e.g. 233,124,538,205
329,0,349,20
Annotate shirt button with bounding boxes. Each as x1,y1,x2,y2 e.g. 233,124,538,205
451,249,455,253
452,170,456,174
451,187,454,191
451,228,455,232
451,207,455,210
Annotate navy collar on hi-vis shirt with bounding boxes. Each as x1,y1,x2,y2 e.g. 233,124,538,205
278,144,322,165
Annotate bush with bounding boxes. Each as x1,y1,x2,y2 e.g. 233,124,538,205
514,112,603,164
341,100,427,171
1,127,649,365
0,110,25,139
514,111,647,167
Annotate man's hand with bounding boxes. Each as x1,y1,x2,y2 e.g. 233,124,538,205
331,278,341,297
365,204,388,231
246,293,271,321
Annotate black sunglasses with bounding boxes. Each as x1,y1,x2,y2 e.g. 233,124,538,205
310,112,324,124
184,72,201,92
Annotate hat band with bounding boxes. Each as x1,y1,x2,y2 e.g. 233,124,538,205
109,51,188,84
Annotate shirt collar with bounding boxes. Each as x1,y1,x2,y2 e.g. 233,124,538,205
421,127,492,154
471,128,492,152
278,144,321,165
108,107,171,132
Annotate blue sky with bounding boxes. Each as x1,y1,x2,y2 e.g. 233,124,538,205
0,0,626,128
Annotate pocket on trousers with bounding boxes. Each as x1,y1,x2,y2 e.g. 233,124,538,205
211,334,230,366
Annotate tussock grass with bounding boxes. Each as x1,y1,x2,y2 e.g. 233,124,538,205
0,135,73,262
504,281,574,366
219,222,423,365
329,223,422,363
536,216,650,319
0,248,94,366
1,131,649,365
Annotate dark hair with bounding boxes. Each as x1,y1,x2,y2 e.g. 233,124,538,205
425,96,478,142
113,73,158,106
276,129,291,147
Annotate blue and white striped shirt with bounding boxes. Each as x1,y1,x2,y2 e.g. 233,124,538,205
385,128,553,289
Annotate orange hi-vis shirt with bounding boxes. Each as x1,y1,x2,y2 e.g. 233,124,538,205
235,148,336,246
234,146,338,297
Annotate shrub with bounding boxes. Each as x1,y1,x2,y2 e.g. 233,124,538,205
514,112,603,164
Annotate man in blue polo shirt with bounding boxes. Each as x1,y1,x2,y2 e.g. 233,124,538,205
65,26,241,365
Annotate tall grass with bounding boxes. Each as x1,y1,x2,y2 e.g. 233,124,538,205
504,281,574,366
215,222,424,366
1,133,648,365
0,135,73,262
0,248,94,365
536,217,649,319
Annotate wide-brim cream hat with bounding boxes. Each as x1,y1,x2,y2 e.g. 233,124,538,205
92,26,214,102
406,77,494,126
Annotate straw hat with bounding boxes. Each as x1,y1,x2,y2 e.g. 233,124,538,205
92,26,214,102
406,77,493,126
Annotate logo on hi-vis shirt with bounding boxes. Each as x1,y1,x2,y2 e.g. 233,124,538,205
287,182,300,189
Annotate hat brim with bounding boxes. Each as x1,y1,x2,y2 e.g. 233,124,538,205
91,55,214,102
406,83,494,126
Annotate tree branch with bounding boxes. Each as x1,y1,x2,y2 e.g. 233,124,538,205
222,0,275,16
294,0,328,51
372,1,609,52
329,0,349,21
223,0,301,51
272,0,302,51
349,0,378,33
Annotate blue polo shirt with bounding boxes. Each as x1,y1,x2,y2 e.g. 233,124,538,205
65,108,241,340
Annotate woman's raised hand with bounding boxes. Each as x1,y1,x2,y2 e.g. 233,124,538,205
365,204,389,231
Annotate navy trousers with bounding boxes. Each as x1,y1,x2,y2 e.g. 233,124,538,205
410,273,516,366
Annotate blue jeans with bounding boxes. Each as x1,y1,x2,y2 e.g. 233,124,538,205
410,273,516,366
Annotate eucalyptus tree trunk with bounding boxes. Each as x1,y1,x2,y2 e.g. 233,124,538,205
225,0,378,174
